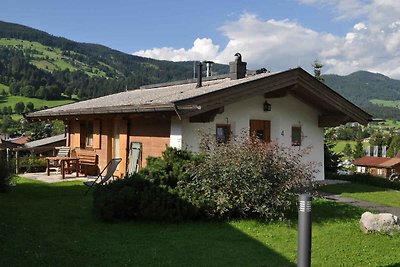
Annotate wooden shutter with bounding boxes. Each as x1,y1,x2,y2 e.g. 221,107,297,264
250,120,271,143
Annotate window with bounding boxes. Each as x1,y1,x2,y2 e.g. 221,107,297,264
80,121,93,148
86,121,93,147
216,124,230,143
291,126,302,146
113,123,120,158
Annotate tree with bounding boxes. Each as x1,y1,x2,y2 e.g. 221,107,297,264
312,59,324,82
14,101,25,114
26,102,34,112
324,129,341,173
28,121,51,141
387,135,400,157
342,143,353,158
353,136,364,159
20,85,35,98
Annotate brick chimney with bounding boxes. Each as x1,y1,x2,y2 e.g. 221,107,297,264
229,53,247,80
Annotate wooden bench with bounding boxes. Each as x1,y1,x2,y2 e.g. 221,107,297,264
76,151,98,176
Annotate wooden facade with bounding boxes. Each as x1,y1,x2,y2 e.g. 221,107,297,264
353,156,400,178
66,114,170,177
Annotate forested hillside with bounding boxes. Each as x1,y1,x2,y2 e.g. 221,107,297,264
0,21,228,101
324,71,400,120
1,20,400,122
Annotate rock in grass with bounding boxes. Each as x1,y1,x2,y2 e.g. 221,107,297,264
360,212,400,235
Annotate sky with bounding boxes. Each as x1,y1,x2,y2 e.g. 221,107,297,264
1,0,400,78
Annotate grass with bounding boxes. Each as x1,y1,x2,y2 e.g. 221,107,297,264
0,178,399,266
0,38,109,77
0,95,74,111
0,83,9,93
370,99,400,109
334,140,356,154
320,182,400,208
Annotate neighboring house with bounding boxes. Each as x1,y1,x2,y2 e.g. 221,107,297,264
0,138,20,150
18,134,67,156
352,156,400,178
9,135,29,146
25,55,372,180
13,134,67,174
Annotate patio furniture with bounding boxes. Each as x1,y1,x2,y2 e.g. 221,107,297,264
126,142,142,177
45,156,79,179
83,158,122,195
46,146,71,175
76,150,98,176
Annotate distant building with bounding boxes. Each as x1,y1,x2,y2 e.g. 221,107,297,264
353,156,400,178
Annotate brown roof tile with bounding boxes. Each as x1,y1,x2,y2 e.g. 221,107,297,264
353,156,400,167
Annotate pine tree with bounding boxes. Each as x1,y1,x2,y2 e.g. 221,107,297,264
342,143,353,158
353,137,364,159
312,59,324,82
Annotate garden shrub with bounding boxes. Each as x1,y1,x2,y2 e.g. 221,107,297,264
93,137,315,222
93,173,203,222
0,156,13,193
19,155,46,173
179,135,316,221
327,172,400,190
139,147,201,187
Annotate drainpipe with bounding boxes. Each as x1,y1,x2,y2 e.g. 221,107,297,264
196,62,203,88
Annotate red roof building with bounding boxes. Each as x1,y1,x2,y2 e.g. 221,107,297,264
353,156,400,178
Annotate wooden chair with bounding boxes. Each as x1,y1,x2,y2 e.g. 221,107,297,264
47,146,70,174
83,158,122,195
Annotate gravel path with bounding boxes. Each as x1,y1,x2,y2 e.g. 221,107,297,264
318,191,400,217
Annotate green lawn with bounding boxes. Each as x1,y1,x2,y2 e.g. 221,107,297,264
370,98,400,108
0,178,399,266
334,140,356,154
320,182,400,208
0,83,9,93
0,95,74,111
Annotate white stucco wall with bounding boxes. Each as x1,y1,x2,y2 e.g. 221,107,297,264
170,93,325,180
170,116,183,149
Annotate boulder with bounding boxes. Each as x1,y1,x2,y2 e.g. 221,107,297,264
359,212,400,235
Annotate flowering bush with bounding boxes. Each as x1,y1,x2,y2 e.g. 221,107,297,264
180,134,316,221
94,134,316,222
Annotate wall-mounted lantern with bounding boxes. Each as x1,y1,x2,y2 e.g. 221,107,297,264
263,101,271,112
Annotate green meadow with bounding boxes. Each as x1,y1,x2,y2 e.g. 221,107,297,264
0,177,399,266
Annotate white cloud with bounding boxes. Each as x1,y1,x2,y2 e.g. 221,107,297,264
134,13,331,72
133,1,400,78
134,38,219,62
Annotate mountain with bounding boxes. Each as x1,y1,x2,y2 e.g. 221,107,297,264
1,21,399,120
0,21,228,100
324,71,400,120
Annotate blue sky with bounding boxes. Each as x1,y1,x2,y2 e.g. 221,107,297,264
1,0,400,78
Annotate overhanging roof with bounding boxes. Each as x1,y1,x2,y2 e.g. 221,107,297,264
353,156,400,168
25,68,372,126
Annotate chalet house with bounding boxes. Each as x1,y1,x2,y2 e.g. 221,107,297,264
26,54,372,180
353,156,400,178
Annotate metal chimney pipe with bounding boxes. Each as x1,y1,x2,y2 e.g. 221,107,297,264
204,61,214,77
196,62,203,88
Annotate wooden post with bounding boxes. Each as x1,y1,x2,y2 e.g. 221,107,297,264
15,150,19,174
